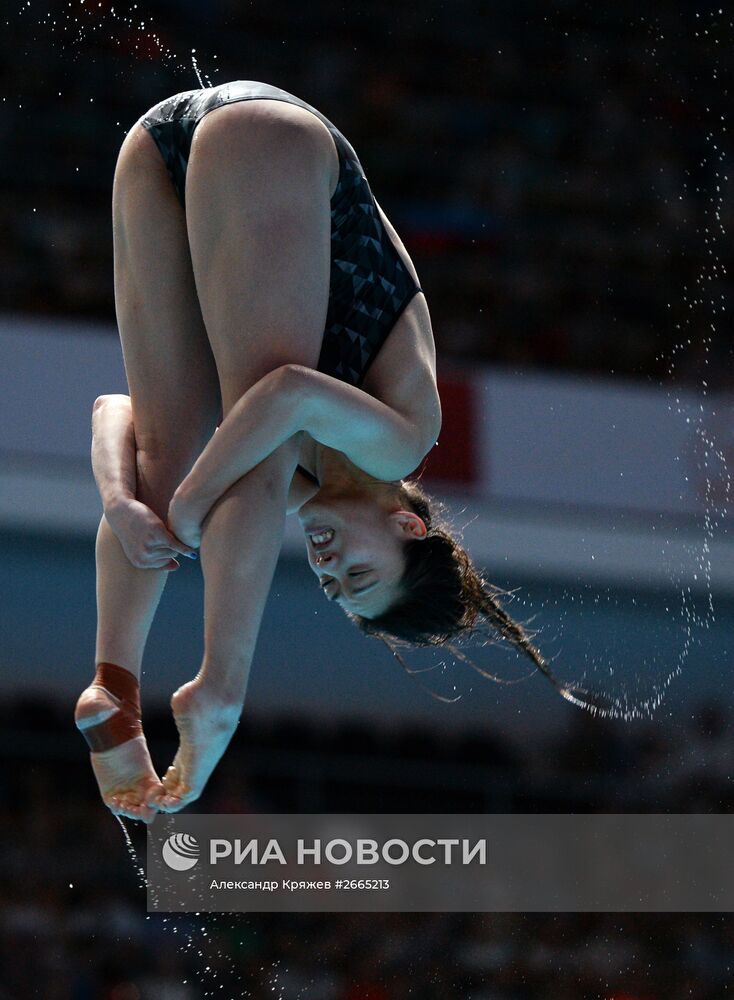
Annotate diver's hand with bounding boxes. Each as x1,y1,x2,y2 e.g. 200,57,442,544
167,488,205,551
105,496,196,570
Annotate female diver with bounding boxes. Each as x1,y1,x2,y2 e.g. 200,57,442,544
75,81,552,825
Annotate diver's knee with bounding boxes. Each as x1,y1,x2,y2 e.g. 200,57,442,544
134,446,191,520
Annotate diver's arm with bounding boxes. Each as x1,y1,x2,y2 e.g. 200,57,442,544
294,365,438,479
167,367,303,546
91,394,137,512
172,364,436,533
91,394,195,566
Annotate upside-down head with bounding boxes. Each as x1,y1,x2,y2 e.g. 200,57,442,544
299,478,548,678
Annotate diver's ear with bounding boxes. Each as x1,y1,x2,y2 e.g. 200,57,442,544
389,510,428,539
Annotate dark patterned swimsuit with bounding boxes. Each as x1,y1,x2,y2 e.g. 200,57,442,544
140,80,423,388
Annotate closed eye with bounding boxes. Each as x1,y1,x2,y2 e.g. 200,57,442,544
320,577,338,600
319,572,377,601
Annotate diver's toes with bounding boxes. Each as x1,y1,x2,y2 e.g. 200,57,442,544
162,765,179,787
135,804,157,824
160,794,183,812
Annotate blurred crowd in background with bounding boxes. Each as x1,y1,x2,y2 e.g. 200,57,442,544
1,695,733,999
1,0,731,383
3,1,734,995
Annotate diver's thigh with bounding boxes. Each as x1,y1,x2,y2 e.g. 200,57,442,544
184,100,332,414
112,120,221,456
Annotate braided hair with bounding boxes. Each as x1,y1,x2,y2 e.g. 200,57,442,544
349,480,594,709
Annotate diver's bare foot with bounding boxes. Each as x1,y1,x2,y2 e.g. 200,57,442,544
150,678,242,812
75,680,163,825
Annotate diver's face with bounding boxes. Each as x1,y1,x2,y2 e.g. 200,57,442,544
298,493,426,619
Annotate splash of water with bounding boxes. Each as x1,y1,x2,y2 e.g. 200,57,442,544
384,9,730,725
20,0,219,89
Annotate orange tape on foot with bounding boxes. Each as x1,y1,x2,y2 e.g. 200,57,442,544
80,662,143,753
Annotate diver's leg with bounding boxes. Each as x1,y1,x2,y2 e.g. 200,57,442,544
151,100,334,809
75,120,221,823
